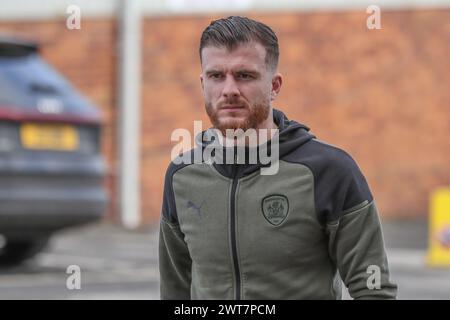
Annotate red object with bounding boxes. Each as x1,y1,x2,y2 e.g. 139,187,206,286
0,105,102,125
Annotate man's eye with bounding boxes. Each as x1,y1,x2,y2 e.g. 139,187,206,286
237,73,253,80
210,73,223,79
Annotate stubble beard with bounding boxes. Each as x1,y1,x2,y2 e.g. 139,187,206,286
205,98,271,137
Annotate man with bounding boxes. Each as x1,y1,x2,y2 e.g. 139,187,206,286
159,16,397,299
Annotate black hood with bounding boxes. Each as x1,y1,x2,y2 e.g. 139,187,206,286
195,108,315,177
271,108,315,159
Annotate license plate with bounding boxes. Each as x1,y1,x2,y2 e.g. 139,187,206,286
20,123,79,151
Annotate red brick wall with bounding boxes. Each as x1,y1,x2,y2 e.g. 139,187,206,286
2,9,449,225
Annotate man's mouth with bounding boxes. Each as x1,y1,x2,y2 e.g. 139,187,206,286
220,105,246,111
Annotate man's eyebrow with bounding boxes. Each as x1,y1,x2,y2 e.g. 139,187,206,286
234,69,260,75
204,68,261,77
205,69,223,75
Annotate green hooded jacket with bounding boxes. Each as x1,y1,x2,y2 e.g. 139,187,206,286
159,109,397,300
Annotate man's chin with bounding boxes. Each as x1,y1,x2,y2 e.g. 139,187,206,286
216,117,249,133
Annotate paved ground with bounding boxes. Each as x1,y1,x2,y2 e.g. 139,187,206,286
0,218,449,300
0,223,160,300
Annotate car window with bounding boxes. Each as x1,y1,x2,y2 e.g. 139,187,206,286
0,55,72,92
0,47,100,118
0,54,72,107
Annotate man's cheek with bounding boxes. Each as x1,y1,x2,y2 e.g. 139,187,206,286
204,88,218,102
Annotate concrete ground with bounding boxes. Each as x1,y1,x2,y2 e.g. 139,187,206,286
0,218,449,300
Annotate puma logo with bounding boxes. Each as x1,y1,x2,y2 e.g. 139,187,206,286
187,200,204,219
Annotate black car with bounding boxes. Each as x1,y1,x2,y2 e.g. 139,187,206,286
0,36,108,265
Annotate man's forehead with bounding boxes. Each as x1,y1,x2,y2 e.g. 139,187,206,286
201,42,267,70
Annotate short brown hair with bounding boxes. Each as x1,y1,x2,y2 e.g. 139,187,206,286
199,16,279,71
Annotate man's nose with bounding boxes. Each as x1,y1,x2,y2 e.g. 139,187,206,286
222,75,240,99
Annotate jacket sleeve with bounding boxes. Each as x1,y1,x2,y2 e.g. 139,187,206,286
316,148,398,299
159,217,192,299
159,163,192,299
326,201,398,299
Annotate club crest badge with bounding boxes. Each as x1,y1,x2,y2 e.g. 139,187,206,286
262,195,289,226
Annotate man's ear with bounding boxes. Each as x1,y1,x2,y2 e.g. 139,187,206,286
200,73,204,91
271,73,283,101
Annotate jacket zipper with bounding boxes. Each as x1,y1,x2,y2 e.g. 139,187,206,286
229,153,241,300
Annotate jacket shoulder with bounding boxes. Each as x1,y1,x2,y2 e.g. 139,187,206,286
284,139,357,170
161,150,196,223
283,139,373,225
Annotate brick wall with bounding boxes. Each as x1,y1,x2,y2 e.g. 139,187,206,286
2,8,449,224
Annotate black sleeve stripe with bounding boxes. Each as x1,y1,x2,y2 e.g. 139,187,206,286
161,151,196,223
283,139,373,226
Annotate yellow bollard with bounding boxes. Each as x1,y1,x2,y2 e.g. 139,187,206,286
427,188,450,267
